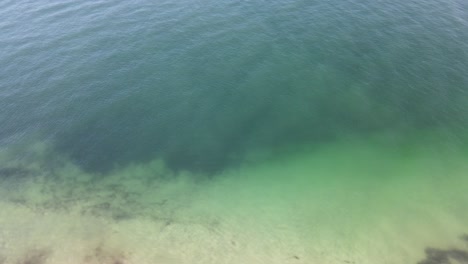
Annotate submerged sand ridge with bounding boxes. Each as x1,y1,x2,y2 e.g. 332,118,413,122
0,133,467,264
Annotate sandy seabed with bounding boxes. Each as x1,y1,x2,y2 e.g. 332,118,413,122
0,133,467,264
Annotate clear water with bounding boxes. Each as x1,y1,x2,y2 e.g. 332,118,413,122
0,0,467,263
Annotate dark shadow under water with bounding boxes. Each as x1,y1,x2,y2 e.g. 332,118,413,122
53,63,468,175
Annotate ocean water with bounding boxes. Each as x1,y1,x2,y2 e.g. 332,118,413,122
0,0,467,263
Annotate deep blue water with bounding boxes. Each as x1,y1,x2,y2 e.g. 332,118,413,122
1,0,467,174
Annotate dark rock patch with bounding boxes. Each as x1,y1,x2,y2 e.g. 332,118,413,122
418,245,468,264
419,248,450,264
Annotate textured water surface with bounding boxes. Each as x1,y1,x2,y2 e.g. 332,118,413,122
2,0,467,173
0,0,467,263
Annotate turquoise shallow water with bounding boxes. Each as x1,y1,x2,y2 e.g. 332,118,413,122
0,0,468,263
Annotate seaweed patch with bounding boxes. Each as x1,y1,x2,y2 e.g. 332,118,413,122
418,235,468,264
